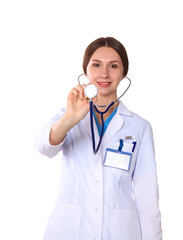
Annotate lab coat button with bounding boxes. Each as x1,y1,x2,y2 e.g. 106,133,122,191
95,208,98,212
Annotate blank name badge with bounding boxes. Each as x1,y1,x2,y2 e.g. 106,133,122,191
104,148,132,171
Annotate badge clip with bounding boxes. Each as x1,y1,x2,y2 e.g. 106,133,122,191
118,139,123,152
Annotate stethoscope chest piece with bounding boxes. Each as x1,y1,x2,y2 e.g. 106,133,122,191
84,84,98,99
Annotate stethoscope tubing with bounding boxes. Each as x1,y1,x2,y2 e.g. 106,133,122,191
78,73,131,154
90,101,104,154
90,101,115,154
78,73,131,108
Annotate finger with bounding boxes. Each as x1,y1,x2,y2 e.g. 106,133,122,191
70,88,79,96
81,84,89,99
68,88,79,101
76,84,85,100
81,84,87,88
80,84,90,103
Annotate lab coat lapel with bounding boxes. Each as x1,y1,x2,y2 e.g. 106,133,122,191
101,111,124,147
101,102,132,146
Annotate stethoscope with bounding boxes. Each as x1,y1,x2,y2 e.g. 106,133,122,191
78,73,131,154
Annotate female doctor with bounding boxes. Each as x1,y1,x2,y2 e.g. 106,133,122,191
34,37,162,240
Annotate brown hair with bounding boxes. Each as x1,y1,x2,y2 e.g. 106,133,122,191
82,37,129,77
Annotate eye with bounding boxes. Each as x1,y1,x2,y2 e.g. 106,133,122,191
93,63,100,67
111,64,118,68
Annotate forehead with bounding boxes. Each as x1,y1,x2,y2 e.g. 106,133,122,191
90,47,122,62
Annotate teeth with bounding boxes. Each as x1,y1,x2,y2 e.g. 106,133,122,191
99,82,110,85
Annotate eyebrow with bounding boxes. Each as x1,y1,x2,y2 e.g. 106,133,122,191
91,59,121,63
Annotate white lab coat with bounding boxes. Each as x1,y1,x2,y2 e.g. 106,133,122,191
34,101,162,240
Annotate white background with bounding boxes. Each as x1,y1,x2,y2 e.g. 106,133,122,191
0,0,182,239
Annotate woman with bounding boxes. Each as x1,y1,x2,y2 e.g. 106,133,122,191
34,37,162,240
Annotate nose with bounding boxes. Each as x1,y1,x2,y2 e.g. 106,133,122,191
100,66,109,78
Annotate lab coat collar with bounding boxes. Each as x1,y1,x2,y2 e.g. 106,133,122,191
118,101,132,117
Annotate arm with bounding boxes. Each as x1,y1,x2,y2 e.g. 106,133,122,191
34,110,66,158
133,123,162,240
34,84,96,158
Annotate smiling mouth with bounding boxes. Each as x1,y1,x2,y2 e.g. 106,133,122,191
97,82,111,87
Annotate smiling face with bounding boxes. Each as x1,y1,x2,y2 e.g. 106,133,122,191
86,47,124,104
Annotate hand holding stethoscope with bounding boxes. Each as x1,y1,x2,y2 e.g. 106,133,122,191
64,83,98,128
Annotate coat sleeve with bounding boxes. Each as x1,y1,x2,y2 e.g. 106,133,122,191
34,109,67,158
132,123,162,240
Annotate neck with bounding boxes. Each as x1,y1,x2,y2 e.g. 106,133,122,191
94,100,119,114
95,93,117,107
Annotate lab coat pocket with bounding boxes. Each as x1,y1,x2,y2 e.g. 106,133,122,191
43,201,81,240
111,209,142,240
